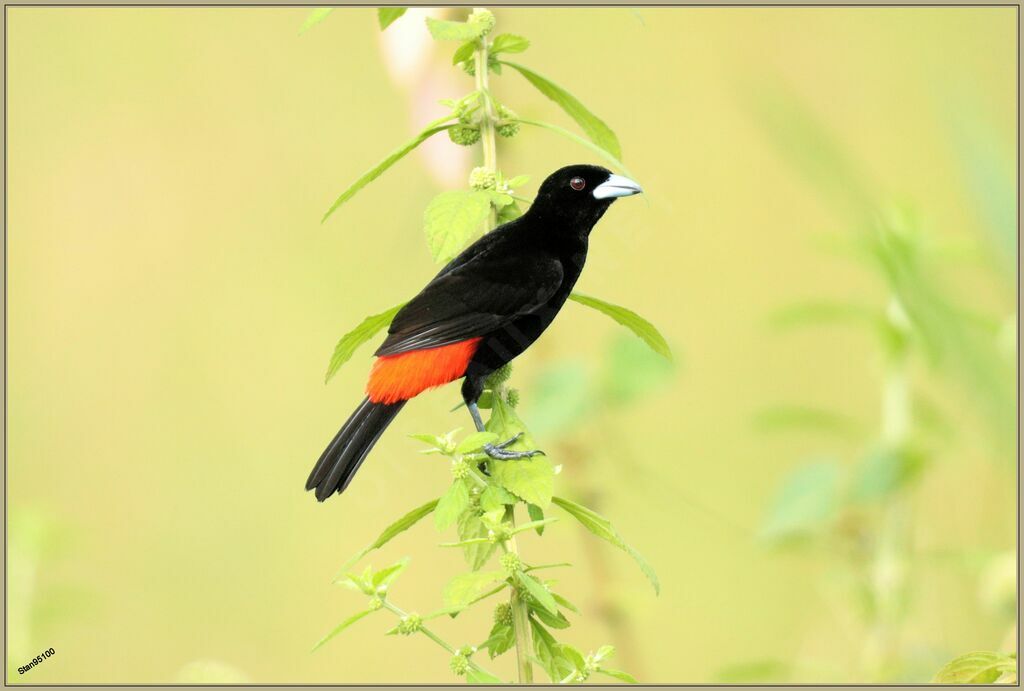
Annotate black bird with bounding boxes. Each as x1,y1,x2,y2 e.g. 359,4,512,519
306,164,643,501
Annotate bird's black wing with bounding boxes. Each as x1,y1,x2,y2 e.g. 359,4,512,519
375,242,563,357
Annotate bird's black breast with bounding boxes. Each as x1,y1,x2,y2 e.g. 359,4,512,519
465,237,588,376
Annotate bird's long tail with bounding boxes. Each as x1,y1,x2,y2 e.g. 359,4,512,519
306,397,406,501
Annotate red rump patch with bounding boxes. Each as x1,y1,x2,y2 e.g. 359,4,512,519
366,338,482,404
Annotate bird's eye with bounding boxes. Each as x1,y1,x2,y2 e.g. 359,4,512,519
569,177,586,191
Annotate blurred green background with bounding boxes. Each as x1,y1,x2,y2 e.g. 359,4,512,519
6,6,1016,684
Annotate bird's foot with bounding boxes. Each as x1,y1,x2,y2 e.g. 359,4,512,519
484,434,545,460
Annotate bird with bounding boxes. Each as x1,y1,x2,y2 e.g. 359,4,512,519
306,164,643,502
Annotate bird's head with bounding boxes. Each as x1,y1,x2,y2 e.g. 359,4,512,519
528,164,643,229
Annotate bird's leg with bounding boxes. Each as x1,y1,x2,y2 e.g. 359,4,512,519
465,400,544,460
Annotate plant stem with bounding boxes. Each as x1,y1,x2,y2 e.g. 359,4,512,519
473,13,498,231
506,508,535,684
381,600,498,679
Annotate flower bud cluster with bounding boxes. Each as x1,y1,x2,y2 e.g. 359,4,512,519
396,613,422,636
493,602,513,626
500,552,522,574
469,167,497,191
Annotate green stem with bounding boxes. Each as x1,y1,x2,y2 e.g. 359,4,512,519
473,15,498,231
381,600,497,678
506,506,535,684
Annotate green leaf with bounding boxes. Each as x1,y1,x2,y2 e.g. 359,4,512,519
932,652,1017,684
601,333,675,406
502,61,621,159
377,7,407,30
516,572,559,615
372,557,410,587
505,174,530,188
482,621,515,658
299,8,333,34
598,668,638,684
486,396,554,507
466,667,505,684
551,496,660,594
752,405,861,439
311,609,374,651
490,34,530,54
496,201,523,224
758,459,841,543
455,431,499,454
480,484,518,513
768,300,880,331
509,518,558,536
515,118,631,177
849,446,926,502
338,499,438,575
425,16,484,41
527,503,545,535
452,40,476,65
529,616,560,680
443,570,507,608
322,121,454,223
435,480,471,531
551,591,579,613
457,511,498,570
558,644,587,672
532,606,570,629
569,292,672,361
424,190,492,264
325,303,405,383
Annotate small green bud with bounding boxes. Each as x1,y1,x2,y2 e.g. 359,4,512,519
506,388,520,408
487,527,510,544
468,9,496,35
500,552,522,574
461,59,476,77
448,125,480,146
486,364,513,388
493,602,513,626
451,459,470,480
496,105,520,138
368,596,383,611
397,613,422,635
469,166,497,191
449,653,470,676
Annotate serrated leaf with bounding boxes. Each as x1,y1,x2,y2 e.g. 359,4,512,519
487,191,514,208
527,503,545,535
424,190,492,264
435,481,471,531
551,496,659,594
300,8,333,34
593,645,615,663
338,499,438,576
372,557,410,587
759,459,841,543
933,652,1017,684
457,511,498,570
558,644,587,672
452,40,476,65
456,431,499,454
466,667,505,684
443,570,506,608
312,609,374,651
598,668,638,683
325,303,405,383
377,7,407,30
502,61,621,159
490,33,530,54
483,621,516,658
516,572,559,615
569,292,672,360
480,484,518,512
425,16,484,41
322,120,454,223
486,396,554,507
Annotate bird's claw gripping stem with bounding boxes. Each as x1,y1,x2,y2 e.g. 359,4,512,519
484,436,546,460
